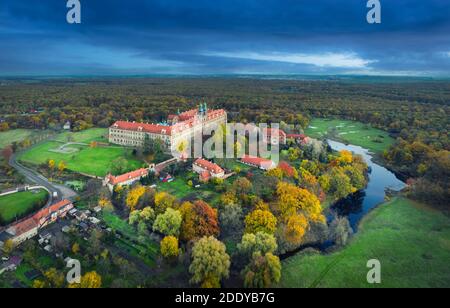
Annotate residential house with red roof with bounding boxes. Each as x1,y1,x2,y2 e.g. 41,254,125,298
193,158,225,182
240,155,276,170
0,199,73,248
104,168,150,192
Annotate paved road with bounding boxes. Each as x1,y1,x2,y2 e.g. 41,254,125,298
9,154,77,203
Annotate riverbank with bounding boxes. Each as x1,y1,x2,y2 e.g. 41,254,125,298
278,197,450,288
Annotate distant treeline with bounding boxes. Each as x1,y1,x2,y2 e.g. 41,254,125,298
0,78,448,207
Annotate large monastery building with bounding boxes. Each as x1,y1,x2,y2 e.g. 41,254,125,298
109,103,227,151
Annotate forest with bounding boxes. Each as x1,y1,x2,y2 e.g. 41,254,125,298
0,77,448,208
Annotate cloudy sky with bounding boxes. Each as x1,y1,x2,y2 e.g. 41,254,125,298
0,0,449,76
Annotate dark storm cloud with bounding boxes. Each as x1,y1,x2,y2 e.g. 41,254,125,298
0,0,449,76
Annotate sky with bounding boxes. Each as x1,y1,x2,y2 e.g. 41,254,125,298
0,0,449,76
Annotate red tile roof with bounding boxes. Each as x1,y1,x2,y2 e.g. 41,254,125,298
33,199,72,221
178,109,199,121
6,199,73,238
111,121,172,135
263,128,287,137
194,158,224,175
241,155,275,169
10,218,39,237
106,168,149,185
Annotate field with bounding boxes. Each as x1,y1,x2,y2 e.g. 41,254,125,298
0,129,36,149
0,189,49,224
53,128,108,143
102,211,160,267
279,198,450,288
18,129,143,177
305,119,394,154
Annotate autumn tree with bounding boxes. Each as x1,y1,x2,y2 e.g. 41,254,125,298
160,236,180,259
98,197,114,212
72,243,80,255
276,182,325,223
58,161,66,174
245,209,277,235
154,191,176,214
44,268,65,288
328,167,355,201
125,185,146,212
284,214,309,245
242,252,282,288
278,161,298,179
189,236,230,288
70,271,102,288
48,159,55,171
266,167,283,180
237,232,278,259
153,208,182,236
180,200,219,241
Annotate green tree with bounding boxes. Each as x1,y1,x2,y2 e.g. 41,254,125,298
242,252,281,288
237,232,278,258
153,208,182,236
189,236,230,288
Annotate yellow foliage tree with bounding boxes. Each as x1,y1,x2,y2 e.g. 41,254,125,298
276,182,325,223
285,214,309,245
69,271,102,288
245,209,277,235
72,243,80,255
125,185,146,212
266,168,283,180
48,159,55,170
154,191,176,214
58,161,66,174
160,236,179,259
337,150,353,165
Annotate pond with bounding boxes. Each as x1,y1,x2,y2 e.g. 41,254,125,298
327,140,405,231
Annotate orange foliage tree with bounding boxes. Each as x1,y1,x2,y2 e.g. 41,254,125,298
180,200,219,241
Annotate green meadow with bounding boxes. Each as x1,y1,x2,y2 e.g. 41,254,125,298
18,128,143,177
0,189,49,224
279,198,450,288
0,129,36,149
305,119,395,154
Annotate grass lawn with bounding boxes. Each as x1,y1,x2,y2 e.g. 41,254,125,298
305,118,394,154
279,197,450,288
18,129,143,177
158,177,196,199
0,189,48,224
0,129,36,149
54,128,108,143
157,171,230,205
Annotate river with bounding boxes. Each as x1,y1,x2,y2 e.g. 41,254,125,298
327,140,406,231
